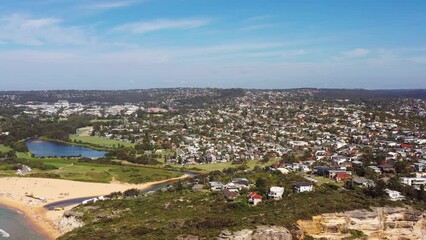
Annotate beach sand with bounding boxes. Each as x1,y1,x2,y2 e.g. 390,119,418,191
0,175,189,239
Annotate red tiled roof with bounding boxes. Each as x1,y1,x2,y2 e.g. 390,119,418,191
247,192,262,199
336,172,352,180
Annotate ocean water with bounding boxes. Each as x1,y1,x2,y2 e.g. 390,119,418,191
0,206,45,240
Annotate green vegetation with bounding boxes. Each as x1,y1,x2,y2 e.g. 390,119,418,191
343,229,367,240
59,182,398,240
0,144,12,153
90,119,123,123
75,127,93,136
70,135,135,148
0,158,181,183
190,158,281,172
110,167,180,184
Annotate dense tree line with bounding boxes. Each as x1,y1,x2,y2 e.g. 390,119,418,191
0,114,93,147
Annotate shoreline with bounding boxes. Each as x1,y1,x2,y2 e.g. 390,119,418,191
0,197,58,239
0,174,191,240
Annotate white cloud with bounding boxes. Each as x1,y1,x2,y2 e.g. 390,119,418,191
112,18,210,34
21,18,61,28
0,14,91,46
244,15,272,22
238,24,274,31
342,48,370,57
82,0,139,10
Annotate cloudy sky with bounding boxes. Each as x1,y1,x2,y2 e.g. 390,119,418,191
0,0,425,90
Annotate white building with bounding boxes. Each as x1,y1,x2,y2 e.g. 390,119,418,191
400,177,426,190
268,186,284,200
293,182,313,193
385,189,404,201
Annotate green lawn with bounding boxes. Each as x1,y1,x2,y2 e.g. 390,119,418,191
27,158,181,183
16,151,32,159
192,158,281,172
70,135,135,148
76,126,93,136
308,175,344,187
0,144,12,153
90,119,123,123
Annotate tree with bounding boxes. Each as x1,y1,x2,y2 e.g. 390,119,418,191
255,178,268,195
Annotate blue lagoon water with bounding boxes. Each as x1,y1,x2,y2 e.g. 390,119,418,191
26,138,106,158
0,206,44,240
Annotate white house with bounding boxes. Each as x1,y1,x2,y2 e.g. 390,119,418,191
268,186,284,200
293,182,313,193
400,177,426,190
209,182,223,191
385,189,404,201
247,192,263,206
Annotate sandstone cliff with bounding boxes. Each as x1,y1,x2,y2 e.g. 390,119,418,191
218,226,293,240
298,207,426,240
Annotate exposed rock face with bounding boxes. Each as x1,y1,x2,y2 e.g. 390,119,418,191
58,210,84,233
218,226,292,240
298,207,426,240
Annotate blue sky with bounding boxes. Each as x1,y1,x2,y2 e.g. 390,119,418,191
0,0,425,90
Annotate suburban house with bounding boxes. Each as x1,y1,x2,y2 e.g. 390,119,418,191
247,192,263,206
385,189,404,201
223,189,238,200
292,182,313,193
231,178,250,186
224,182,243,192
414,161,426,172
209,181,223,191
400,177,426,190
352,177,376,188
268,186,284,200
335,172,352,182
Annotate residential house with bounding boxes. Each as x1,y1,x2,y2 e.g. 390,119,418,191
292,182,313,193
385,189,404,201
368,166,381,174
247,192,263,206
209,182,223,191
352,177,375,188
223,189,238,200
414,161,426,172
400,177,426,190
335,172,352,182
268,186,284,200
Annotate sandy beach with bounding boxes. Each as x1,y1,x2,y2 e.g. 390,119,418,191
0,175,190,239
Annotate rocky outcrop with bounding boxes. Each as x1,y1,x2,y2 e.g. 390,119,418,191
218,226,292,240
298,207,426,239
57,210,84,233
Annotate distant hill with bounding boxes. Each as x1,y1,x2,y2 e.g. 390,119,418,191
0,88,425,104
284,88,426,100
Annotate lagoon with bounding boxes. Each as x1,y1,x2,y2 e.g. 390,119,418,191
26,138,106,158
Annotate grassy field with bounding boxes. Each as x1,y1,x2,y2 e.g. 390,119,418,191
190,158,281,172
0,144,12,153
76,126,93,136
70,135,135,148
0,158,182,183
90,119,123,123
